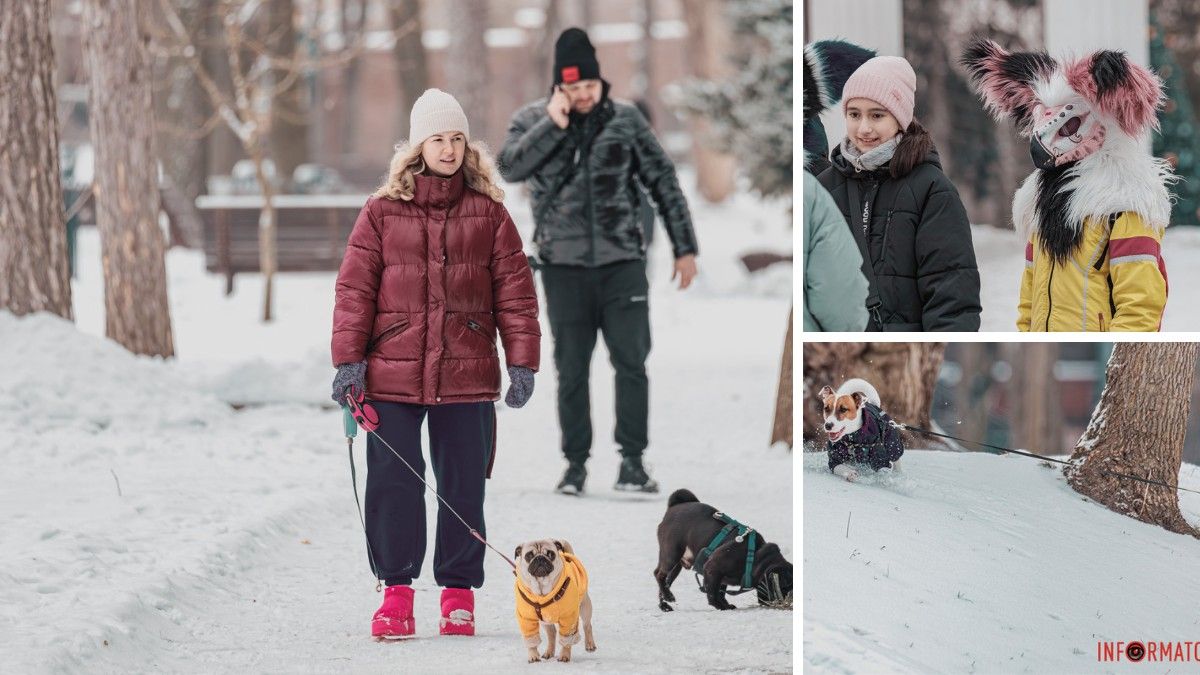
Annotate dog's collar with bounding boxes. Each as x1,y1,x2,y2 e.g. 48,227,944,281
517,576,572,621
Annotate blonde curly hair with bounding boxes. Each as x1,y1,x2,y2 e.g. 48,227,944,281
374,139,505,203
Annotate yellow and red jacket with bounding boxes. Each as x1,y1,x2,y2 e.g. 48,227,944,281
1018,211,1167,332
514,552,589,640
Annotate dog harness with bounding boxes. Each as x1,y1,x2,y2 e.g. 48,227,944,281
517,576,572,621
693,511,758,592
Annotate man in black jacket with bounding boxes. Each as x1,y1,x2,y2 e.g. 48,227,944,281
499,28,699,495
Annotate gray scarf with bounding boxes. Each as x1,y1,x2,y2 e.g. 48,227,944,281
841,135,902,172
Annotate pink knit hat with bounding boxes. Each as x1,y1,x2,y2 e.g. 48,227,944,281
842,56,917,130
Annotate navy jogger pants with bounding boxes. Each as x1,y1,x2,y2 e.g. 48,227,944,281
363,401,495,589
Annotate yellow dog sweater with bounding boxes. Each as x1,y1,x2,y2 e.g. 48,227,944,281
514,552,589,645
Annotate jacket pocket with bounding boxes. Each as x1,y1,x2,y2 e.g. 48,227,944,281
368,316,410,353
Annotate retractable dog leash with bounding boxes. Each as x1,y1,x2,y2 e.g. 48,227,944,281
342,390,518,589
891,420,1200,496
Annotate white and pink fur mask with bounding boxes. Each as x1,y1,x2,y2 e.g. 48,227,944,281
961,38,1174,253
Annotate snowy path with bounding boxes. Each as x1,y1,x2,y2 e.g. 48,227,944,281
3,184,795,673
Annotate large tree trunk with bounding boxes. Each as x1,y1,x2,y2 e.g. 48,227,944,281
268,0,308,183
390,0,429,143
802,343,947,449
82,0,174,357
769,307,793,449
151,0,209,216
0,0,73,319
949,343,992,446
446,0,491,144
1068,343,1200,537
680,0,735,203
1008,342,1062,453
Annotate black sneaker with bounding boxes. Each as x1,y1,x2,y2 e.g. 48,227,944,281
615,456,659,493
556,462,587,495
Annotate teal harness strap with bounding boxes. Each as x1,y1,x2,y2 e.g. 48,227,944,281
693,512,759,594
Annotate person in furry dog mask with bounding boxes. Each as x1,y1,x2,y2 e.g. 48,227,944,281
962,38,1176,332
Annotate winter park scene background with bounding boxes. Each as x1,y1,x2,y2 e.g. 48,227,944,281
805,0,1200,330
802,342,1200,673
1,1,794,673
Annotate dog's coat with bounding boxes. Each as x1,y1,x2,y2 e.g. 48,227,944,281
825,401,904,472
514,551,589,644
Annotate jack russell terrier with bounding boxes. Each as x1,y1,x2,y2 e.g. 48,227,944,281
819,378,904,482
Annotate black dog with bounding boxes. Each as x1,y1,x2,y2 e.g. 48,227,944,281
653,489,793,611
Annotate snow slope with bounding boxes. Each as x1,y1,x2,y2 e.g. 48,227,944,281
803,450,1200,674
0,177,794,673
973,224,1200,332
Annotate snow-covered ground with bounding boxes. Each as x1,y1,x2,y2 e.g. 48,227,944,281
803,450,1200,674
0,179,794,673
973,224,1200,332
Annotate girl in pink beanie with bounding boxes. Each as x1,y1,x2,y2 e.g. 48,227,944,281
814,55,981,331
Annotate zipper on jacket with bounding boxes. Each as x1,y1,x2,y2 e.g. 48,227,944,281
1045,258,1054,331
881,208,893,262
465,318,497,352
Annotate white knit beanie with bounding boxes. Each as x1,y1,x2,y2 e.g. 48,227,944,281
408,88,470,144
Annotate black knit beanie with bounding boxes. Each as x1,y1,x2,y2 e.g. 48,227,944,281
553,28,600,85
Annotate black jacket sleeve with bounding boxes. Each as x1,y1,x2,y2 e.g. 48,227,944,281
915,175,982,331
497,104,569,183
628,109,698,258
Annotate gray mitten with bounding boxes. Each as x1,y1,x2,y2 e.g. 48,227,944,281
332,360,367,404
504,366,535,408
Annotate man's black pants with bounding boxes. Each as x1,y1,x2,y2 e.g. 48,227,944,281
541,259,652,464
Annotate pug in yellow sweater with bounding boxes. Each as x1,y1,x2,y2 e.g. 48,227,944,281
513,539,597,662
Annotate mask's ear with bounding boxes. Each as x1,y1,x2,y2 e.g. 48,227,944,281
961,37,1057,134
1065,50,1164,136
818,385,835,399
514,545,523,559
803,39,875,120
851,392,865,407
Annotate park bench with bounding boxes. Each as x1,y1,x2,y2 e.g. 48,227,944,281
195,194,368,294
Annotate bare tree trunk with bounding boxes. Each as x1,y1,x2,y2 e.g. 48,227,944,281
446,0,491,144
268,0,308,183
631,0,655,113
680,0,735,203
802,343,947,449
391,0,428,142
0,0,73,319
951,343,991,445
82,0,174,357
339,0,366,158
769,307,793,449
202,0,243,180
248,139,277,323
1068,343,1200,537
530,0,562,102
151,0,210,214
1009,342,1062,453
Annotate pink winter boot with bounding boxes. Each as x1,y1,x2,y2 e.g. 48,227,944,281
439,588,475,636
372,585,415,639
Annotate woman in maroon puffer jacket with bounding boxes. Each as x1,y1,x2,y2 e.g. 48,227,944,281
330,89,540,640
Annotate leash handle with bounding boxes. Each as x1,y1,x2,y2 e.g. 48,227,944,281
342,406,358,439
345,391,379,432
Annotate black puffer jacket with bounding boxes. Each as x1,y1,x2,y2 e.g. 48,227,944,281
498,82,698,267
817,145,981,331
